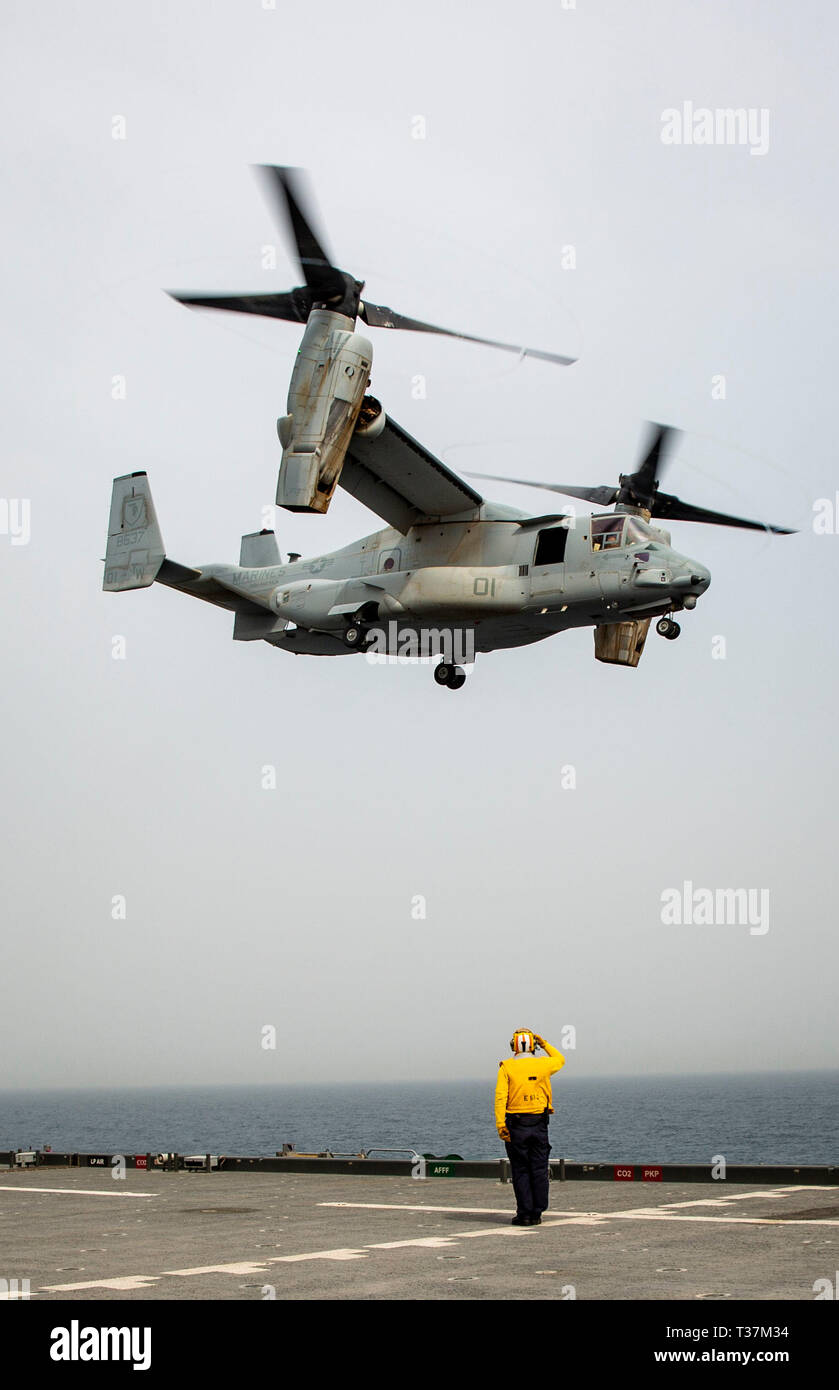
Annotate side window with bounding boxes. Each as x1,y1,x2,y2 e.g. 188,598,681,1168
534,527,568,566
591,516,625,551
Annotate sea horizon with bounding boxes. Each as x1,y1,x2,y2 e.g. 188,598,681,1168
2,1070,836,1165
3,1065,837,1094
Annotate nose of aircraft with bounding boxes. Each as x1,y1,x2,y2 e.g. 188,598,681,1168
684,560,711,592
665,550,711,599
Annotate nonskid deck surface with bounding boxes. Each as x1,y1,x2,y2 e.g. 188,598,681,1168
3,1169,838,1301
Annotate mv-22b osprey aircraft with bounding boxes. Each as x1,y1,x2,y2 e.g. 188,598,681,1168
103,167,793,689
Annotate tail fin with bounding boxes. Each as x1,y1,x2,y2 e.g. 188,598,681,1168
103,473,165,591
239,529,280,566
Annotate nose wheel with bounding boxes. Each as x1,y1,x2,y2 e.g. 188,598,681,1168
656,617,681,640
434,662,467,690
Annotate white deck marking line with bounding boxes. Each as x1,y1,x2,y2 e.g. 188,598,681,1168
38,1191,839,1292
320,1203,588,1216
39,1230,545,1290
321,1200,839,1229
38,1225,554,1291
611,1211,839,1227
323,1186,835,1216
164,1261,308,1277
0,1185,158,1198
274,1249,370,1263
367,1237,465,1250
40,1275,163,1292
53,1208,837,1292
656,1185,835,1210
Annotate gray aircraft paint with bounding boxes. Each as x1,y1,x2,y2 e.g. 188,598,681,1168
103,472,710,659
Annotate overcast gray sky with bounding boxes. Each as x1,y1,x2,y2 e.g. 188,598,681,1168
2,0,837,1089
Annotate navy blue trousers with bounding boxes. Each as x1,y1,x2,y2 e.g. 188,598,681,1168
505,1112,551,1216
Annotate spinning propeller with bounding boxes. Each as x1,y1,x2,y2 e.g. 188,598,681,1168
168,166,576,366
468,423,795,534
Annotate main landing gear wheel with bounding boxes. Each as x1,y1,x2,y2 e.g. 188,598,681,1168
343,624,368,649
434,663,466,690
656,617,681,640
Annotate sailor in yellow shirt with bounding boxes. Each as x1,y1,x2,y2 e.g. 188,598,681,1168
495,1028,565,1226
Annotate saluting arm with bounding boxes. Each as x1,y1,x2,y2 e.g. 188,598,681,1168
534,1034,566,1074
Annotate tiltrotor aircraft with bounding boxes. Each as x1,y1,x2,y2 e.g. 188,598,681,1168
103,167,793,688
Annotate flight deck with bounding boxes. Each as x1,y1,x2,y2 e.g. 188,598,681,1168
2,1160,837,1302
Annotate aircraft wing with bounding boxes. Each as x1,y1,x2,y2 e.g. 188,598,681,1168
341,416,482,533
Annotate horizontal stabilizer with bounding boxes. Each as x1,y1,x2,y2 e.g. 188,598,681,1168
240,529,281,566
233,610,289,641
103,473,165,591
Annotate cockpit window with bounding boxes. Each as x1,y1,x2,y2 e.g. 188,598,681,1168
590,515,625,551
625,516,654,546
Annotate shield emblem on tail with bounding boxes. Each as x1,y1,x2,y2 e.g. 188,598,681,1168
123,496,147,529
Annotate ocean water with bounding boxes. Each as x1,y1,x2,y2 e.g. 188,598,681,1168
0,1071,836,1164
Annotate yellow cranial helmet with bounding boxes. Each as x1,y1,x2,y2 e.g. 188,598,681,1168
510,1028,535,1054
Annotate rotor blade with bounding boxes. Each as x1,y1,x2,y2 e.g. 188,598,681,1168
464,471,617,506
621,422,681,505
651,491,795,533
359,302,576,365
167,289,310,323
255,165,341,294
639,422,679,478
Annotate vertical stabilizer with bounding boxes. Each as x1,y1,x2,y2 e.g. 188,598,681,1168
103,473,165,591
239,530,281,566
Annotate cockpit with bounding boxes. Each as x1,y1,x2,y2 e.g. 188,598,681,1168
590,514,656,552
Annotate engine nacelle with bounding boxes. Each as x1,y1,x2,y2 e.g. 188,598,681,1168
353,394,386,439
276,310,372,515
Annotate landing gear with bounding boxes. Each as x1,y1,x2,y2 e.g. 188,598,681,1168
343,621,369,649
343,604,381,650
434,662,467,690
656,617,681,640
